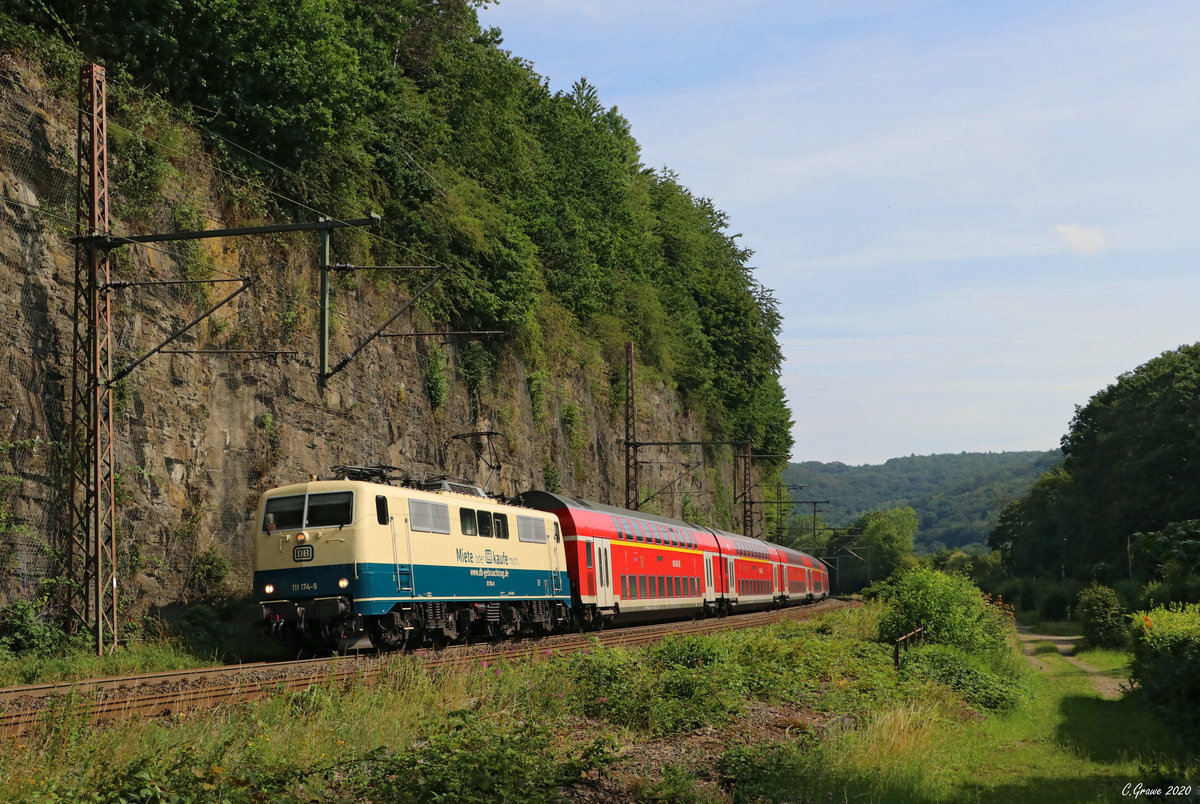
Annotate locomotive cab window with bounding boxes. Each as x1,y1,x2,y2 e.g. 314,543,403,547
263,495,304,531
478,510,493,538
376,496,389,526
493,513,509,539
306,492,353,528
460,508,477,536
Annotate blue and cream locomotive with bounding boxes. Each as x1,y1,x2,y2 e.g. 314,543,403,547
254,467,572,649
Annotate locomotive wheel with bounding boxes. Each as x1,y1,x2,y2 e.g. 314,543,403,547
368,615,407,650
499,605,521,637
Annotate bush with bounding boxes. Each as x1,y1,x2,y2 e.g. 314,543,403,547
366,710,615,803
718,741,814,804
1130,603,1200,746
900,644,1026,712
1075,583,1128,648
0,600,71,657
871,567,1013,659
569,641,738,735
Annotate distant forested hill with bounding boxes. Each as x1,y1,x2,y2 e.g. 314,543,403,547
783,451,1060,554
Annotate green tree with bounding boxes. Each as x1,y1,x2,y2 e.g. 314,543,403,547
990,344,1200,584
839,507,918,591
6,0,795,461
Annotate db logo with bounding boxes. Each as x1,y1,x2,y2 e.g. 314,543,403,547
292,545,314,562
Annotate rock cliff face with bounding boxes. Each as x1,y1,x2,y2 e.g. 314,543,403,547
0,55,724,613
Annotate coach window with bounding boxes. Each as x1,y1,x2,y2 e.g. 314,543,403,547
657,575,665,597
586,541,594,569
493,513,510,539
376,496,389,526
622,575,629,598
460,508,477,536
653,526,662,546
639,575,648,598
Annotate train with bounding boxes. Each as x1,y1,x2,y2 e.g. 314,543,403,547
254,466,828,650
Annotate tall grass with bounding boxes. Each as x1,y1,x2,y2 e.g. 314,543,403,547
0,598,1192,802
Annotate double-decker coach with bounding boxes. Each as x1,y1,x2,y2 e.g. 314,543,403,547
515,491,720,626
515,490,829,625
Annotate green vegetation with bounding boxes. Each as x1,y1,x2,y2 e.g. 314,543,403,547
991,345,1200,594
784,451,1059,555
1,1,792,459
1130,602,1200,747
1075,583,1128,649
0,570,1194,801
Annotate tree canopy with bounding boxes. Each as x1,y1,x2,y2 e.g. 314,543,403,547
989,344,1200,581
3,0,792,455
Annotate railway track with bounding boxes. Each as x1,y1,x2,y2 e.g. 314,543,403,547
0,598,854,737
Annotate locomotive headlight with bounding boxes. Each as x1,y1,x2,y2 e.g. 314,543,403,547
296,532,308,543
338,578,350,589
264,584,275,595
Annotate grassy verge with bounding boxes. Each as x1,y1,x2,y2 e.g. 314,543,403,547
0,601,1194,802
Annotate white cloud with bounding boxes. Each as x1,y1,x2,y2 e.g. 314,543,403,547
1053,223,1109,256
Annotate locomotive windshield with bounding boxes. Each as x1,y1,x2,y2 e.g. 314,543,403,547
262,491,354,531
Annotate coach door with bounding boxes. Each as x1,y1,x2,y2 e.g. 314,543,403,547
595,539,614,609
703,554,715,602
549,522,564,595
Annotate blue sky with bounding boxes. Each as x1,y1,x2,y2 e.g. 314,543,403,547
478,1,1200,465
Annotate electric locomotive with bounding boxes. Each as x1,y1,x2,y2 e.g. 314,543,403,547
254,466,572,650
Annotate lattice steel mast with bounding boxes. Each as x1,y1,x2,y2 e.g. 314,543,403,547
68,63,117,653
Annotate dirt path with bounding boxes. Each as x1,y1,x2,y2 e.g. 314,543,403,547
1017,629,1123,699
